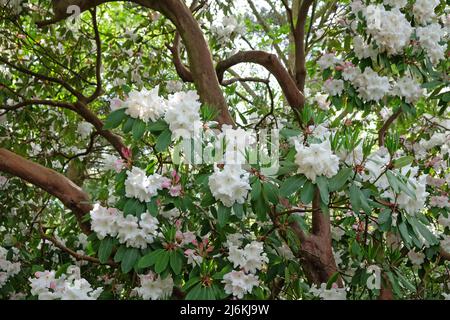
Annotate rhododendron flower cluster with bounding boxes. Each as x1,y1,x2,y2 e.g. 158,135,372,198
294,140,340,182
0,246,20,289
29,266,103,300
364,4,413,56
351,67,390,102
90,204,160,249
123,87,167,123
164,91,202,139
134,272,173,300
125,167,169,202
208,164,251,207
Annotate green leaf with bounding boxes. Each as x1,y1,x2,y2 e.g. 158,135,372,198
349,184,361,213
154,250,170,274
169,250,183,275
217,203,231,227
386,171,400,194
98,237,114,264
185,283,203,300
183,276,201,291
232,203,245,219
300,180,315,204
132,119,146,140
263,182,279,204
316,176,329,205
393,156,414,169
122,117,135,134
326,272,340,289
155,129,172,152
329,167,353,191
114,245,127,263
121,248,140,273
103,108,126,130
138,249,164,269
279,175,306,197
251,178,262,200
148,119,169,132
398,221,412,247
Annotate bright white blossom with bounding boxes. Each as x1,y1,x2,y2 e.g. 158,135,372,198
208,164,251,207
323,78,344,96
0,247,21,289
134,272,173,300
408,250,425,266
222,270,259,299
416,23,447,65
310,283,347,300
413,0,440,25
124,87,167,123
125,167,167,202
295,140,340,182
364,5,413,55
165,90,201,139
352,67,390,102
227,241,268,273
392,76,424,103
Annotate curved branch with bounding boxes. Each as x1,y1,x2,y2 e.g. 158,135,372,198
0,148,92,234
87,8,104,103
216,50,304,110
166,32,194,82
378,109,402,147
0,99,76,115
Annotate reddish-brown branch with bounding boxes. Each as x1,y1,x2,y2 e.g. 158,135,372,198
293,0,314,92
166,32,194,83
378,109,402,147
0,99,76,115
0,148,92,234
216,50,304,110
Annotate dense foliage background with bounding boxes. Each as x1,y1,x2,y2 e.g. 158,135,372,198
0,0,449,300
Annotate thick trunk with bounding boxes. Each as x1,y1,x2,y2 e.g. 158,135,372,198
0,148,92,234
300,191,341,285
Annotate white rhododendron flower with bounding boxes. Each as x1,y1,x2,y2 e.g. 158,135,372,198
125,167,166,202
124,87,167,123
29,266,103,300
208,164,251,207
416,23,447,65
352,67,390,102
392,76,424,103
413,0,440,25
89,204,121,239
364,5,413,55
408,250,425,266
323,78,344,96
318,53,339,70
227,241,269,273
396,174,428,216
222,270,259,299
294,140,340,182
0,246,21,289
353,35,377,60
135,272,173,300
310,283,347,300
165,90,201,139
383,0,407,8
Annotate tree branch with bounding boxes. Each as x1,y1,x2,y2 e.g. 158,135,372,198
216,50,304,110
378,109,402,147
0,148,92,234
86,7,104,103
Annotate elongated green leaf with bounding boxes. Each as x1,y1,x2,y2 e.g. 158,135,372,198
132,119,146,140
138,249,164,269
393,156,414,169
329,167,353,191
280,175,306,197
169,250,183,275
301,180,315,204
103,108,126,130
155,129,172,152
232,203,245,219
122,117,135,134
114,245,127,263
121,248,140,273
349,184,361,213
217,204,231,227
316,176,329,205
154,250,170,273
98,237,114,264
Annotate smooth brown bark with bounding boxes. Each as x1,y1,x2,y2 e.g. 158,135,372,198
216,50,305,111
0,148,92,234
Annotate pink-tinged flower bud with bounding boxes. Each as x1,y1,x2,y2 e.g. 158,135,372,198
171,170,181,184
161,177,172,189
169,184,182,197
